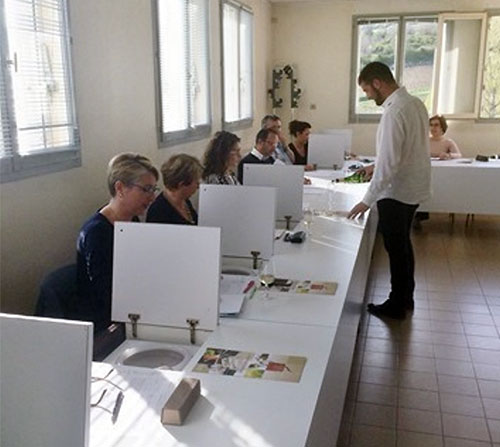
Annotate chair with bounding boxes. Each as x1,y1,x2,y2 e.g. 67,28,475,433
34,264,77,318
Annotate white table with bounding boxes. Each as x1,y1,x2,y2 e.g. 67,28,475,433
89,182,378,447
419,159,500,214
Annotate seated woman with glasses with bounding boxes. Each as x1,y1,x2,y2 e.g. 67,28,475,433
202,131,242,185
76,153,159,331
146,154,202,225
429,114,462,160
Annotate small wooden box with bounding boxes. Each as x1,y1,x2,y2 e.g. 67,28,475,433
161,378,201,425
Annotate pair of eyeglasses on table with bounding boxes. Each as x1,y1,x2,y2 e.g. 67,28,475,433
91,368,124,424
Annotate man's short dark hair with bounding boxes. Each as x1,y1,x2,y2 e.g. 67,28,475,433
358,62,396,85
261,114,280,129
255,128,278,144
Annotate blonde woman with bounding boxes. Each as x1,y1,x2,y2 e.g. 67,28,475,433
76,153,159,331
146,154,203,225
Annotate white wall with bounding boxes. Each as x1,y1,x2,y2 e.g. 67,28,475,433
0,0,273,314
271,0,500,155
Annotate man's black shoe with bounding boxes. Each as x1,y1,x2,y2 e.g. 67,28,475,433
367,300,406,320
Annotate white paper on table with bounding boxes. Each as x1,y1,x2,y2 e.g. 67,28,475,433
219,275,256,316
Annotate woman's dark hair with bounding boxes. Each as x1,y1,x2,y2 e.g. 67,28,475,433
202,131,241,177
430,114,448,133
289,120,311,137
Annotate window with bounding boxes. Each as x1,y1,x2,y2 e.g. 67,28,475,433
351,12,499,121
480,15,500,119
0,0,80,183
154,0,210,146
352,16,438,119
222,1,253,128
433,13,487,118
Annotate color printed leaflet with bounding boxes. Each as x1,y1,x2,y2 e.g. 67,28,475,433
192,348,307,383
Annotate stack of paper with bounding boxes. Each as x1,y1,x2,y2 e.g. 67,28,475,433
219,274,256,316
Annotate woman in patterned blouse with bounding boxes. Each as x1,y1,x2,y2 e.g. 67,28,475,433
202,131,242,185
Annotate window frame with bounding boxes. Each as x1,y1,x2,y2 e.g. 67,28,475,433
349,13,438,123
220,0,254,131
349,11,500,124
0,0,81,184
152,0,212,148
478,10,500,122
432,12,488,120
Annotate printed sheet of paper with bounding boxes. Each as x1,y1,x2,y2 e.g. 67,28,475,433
264,279,338,295
192,348,307,383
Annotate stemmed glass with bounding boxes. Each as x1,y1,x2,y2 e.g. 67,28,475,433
303,206,313,236
259,260,275,300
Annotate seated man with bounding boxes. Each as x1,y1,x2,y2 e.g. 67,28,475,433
237,128,278,183
261,114,294,165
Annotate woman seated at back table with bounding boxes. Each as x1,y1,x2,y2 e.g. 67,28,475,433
76,153,159,331
146,154,202,225
288,120,315,171
429,114,462,160
202,131,242,185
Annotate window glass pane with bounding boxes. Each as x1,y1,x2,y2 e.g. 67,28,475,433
480,16,500,119
188,0,209,127
239,9,252,120
158,0,188,133
5,0,76,155
437,18,483,115
223,3,239,123
402,19,437,110
356,20,398,114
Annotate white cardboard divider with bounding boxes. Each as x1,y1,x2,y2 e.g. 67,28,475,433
0,313,93,447
112,223,221,331
198,185,276,259
243,164,304,222
309,130,352,169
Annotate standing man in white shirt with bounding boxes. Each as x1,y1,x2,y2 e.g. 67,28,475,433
348,62,431,319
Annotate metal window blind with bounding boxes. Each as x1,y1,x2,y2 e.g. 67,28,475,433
3,0,78,156
157,0,209,134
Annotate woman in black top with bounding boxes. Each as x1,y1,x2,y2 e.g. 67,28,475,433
288,120,314,171
147,154,203,225
76,153,159,331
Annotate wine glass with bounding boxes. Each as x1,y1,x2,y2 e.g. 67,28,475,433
259,273,275,300
303,207,313,236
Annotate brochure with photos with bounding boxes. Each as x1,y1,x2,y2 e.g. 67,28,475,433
192,347,307,383
264,278,338,295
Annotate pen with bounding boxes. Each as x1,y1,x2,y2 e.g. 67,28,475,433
243,280,255,293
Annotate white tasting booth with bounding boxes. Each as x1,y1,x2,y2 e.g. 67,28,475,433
0,314,93,447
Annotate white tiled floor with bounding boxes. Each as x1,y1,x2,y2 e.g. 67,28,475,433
338,214,500,447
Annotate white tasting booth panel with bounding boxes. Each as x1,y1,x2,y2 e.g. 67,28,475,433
0,314,93,447
198,185,276,259
243,164,304,222
112,223,221,331
309,130,352,169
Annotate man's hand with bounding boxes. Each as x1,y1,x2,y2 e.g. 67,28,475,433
358,164,374,180
348,202,369,219
438,152,451,160
303,177,311,185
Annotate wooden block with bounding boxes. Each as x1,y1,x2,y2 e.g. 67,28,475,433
161,378,200,425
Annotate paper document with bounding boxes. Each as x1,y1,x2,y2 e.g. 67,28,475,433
219,274,256,316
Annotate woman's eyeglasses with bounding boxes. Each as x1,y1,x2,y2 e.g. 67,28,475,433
129,183,159,194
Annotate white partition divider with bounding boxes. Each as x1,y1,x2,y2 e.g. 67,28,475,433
112,223,221,331
243,164,304,222
309,130,352,169
198,185,276,259
0,314,93,447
